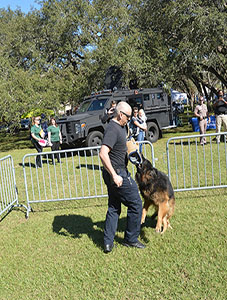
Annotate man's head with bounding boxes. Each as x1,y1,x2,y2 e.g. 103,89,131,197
115,101,132,126
218,90,224,97
111,100,117,108
199,96,204,103
133,107,138,116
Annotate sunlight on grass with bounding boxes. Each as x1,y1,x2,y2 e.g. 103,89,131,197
0,129,226,300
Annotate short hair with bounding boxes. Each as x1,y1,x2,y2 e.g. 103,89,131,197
115,101,131,115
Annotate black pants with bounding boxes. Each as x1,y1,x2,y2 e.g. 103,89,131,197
102,168,142,245
31,140,43,167
51,141,60,163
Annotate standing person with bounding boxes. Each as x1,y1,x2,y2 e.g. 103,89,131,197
30,116,44,168
99,101,145,253
213,90,227,143
129,107,139,138
40,113,48,139
130,107,147,152
47,117,62,164
101,100,117,124
137,109,147,152
194,96,209,145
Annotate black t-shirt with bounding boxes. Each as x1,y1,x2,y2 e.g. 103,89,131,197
102,119,128,169
215,99,227,114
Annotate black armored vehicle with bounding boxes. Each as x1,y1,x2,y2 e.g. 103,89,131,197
57,88,174,149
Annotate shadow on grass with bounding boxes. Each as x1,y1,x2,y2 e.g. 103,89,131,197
0,132,33,152
19,162,36,168
52,214,149,250
52,212,159,250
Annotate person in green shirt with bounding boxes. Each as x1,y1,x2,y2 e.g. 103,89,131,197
48,117,62,164
30,116,44,168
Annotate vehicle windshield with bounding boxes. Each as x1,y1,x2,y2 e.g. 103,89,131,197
76,100,91,113
76,98,108,113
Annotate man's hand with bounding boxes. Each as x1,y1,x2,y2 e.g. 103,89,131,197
112,174,123,187
108,107,115,114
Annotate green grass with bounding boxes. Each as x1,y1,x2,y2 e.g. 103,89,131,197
0,126,227,300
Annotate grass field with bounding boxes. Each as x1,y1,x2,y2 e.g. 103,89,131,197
0,124,226,300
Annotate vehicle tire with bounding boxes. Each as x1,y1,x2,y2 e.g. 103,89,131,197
85,131,103,148
146,122,159,143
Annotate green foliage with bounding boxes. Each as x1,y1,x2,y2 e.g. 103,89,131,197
138,0,226,97
0,0,226,130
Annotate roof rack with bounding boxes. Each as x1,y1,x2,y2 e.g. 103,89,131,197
90,89,112,96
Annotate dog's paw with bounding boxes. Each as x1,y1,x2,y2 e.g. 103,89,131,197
155,227,162,233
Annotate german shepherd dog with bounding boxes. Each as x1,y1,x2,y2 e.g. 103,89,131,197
135,156,175,234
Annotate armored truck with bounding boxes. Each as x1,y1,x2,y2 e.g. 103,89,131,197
57,88,174,149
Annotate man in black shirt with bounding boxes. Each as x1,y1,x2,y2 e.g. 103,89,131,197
99,101,145,253
214,90,227,143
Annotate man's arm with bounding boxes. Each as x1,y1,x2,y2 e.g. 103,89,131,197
99,144,123,187
214,98,227,107
133,119,147,131
194,106,200,118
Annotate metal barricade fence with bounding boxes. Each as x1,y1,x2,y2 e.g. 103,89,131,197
166,132,227,192
0,155,26,218
22,141,154,218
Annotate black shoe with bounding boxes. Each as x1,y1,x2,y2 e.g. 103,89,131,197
122,240,146,249
104,243,114,253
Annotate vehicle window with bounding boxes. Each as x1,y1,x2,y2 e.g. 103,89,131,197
77,101,92,113
157,93,164,100
127,97,143,108
87,99,108,111
143,94,150,101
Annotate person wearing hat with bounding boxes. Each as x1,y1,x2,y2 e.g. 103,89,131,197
99,101,145,253
30,116,44,168
194,96,209,145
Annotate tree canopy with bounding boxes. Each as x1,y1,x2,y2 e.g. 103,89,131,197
0,0,226,127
